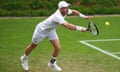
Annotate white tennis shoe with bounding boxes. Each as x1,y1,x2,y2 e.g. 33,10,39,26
20,56,29,71
48,61,62,72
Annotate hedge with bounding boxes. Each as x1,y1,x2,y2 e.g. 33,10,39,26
0,0,120,16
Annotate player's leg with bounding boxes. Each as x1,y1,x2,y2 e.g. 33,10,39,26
20,25,45,71
23,25,42,56
50,40,61,57
20,43,37,71
24,43,37,56
48,39,62,71
47,29,62,71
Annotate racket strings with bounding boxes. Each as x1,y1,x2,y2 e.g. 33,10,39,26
88,22,99,35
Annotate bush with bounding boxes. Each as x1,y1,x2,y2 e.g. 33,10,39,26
0,0,120,16
104,7,120,14
0,9,10,16
0,9,31,16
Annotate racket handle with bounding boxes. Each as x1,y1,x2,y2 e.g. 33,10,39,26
86,28,89,31
86,28,92,32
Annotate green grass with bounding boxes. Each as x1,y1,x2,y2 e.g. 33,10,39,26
0,16,120,72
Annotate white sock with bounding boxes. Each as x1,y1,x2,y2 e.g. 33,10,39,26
23,54,28,58
52,56,56,60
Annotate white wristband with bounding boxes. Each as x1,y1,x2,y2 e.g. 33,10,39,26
79,13,86,18
76,26,83,31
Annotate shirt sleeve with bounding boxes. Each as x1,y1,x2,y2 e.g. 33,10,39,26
67,9,72,15
53,15,66,24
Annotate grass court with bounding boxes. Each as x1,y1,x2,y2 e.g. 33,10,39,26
0,16,120,72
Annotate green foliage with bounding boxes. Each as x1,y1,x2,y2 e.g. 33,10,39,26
0,0,120,16
104,7,120,14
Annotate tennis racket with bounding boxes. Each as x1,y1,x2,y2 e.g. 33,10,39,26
87,22,99,35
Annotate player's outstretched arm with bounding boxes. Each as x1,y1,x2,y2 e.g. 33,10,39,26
61,21,87,32
71,10,94,19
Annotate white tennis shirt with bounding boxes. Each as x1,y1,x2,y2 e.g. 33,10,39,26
37,9,72,31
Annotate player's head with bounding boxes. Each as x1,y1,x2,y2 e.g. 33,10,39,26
58,1,70,9
58,1,70,15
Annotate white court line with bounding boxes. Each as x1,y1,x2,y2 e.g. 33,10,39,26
80,39,120,60
111,52,120,55
82,39,120,42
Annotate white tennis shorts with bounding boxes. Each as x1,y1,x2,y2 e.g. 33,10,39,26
32,25,59,44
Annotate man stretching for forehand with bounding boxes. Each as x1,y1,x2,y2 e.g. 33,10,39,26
20,1,93,71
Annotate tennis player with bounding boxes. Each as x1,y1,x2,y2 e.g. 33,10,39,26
20,1,93,71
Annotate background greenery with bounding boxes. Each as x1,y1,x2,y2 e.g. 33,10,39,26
0,0,120,16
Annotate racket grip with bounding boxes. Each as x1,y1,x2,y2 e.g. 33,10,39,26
86,28,89,31
86,28,92,32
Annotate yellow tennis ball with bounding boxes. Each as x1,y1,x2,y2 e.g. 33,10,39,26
105,21,110,26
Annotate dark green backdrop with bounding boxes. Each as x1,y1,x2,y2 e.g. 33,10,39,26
0,0,120,16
